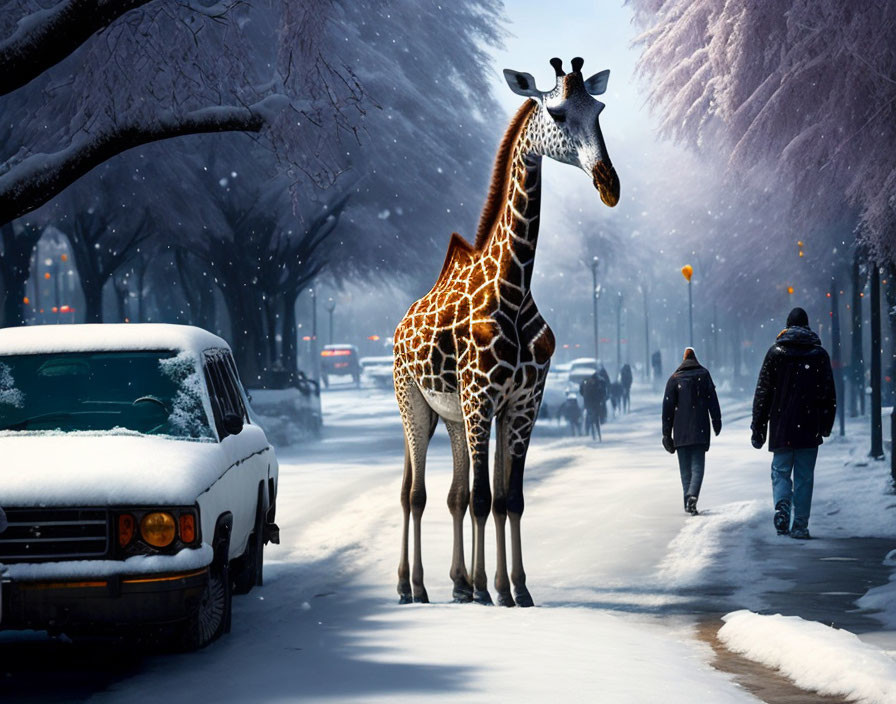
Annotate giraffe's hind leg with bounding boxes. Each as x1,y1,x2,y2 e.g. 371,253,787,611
445,420,473,602
505,397,541,608
396,377,437,604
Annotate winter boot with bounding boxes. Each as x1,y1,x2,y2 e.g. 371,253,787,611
790,521,810,540
774,499,791,535
685,495,698,516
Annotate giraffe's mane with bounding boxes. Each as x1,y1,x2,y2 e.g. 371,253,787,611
473,99,537,250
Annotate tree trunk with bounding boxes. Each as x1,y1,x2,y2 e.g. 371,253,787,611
0,222,41,327
850,249,865,417
886,262,896,480
82,279,104,324
869,264,884,459
282,293,298,380
830,279,845,436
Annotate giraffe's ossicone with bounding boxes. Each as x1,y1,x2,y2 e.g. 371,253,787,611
393,57,620,607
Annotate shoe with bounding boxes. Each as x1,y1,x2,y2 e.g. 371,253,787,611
774,499,791,535
790,526,811,540
685,495,698,515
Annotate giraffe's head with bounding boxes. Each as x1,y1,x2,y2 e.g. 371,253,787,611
503,57,620,207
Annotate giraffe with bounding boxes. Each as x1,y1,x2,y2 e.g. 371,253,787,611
392,57,620,607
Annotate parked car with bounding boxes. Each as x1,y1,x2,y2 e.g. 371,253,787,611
360,356,394,389
0,324,279,650
320,344,360,388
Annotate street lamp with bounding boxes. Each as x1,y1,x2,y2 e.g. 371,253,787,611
638,284,649,382
616,291,624,376
325,297,336,345
591,256,600,362
681,264,694,348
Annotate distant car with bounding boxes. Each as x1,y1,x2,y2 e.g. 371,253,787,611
0,324,279,650
568,357,599,387
360,356,394,389
320,344,361,388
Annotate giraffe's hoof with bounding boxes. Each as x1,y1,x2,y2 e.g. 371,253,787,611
514,589,534,608
398,592,413,605
452,586,474,603
413,589,429,604
473,589,493,605
496,591,516,607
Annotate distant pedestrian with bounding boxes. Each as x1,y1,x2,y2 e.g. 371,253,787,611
620,363,633,413
662,347,722,515
559,395,583,437
751,307,836,539
579,372,604,441
597,365,611,423
651,350,663,391
608,381,623,417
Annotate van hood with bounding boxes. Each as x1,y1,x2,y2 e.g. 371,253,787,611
0,427,270,507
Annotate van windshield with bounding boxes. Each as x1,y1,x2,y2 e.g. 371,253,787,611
0,351,213,439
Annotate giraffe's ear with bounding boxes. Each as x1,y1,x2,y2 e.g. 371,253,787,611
503,69,542,97
584,70,610,96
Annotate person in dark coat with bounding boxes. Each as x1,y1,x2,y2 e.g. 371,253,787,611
558,395,582,437
651,350,663,391
597,365,611,423
662,347,722,515
619,363,633,413
579,372,604,441
751,307,836,539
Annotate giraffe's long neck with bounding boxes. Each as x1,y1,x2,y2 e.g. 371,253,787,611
474,101,542,309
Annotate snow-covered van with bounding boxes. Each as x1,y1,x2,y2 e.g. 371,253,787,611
0,324,279,649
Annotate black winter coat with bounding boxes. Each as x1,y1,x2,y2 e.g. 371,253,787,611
662,359,722,450
751,326,836,451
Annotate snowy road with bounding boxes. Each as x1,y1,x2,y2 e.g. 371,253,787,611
3,383,895,703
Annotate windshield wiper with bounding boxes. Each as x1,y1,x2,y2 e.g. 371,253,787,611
0,411,116,431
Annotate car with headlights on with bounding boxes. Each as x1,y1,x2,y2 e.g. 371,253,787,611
0,324,279,649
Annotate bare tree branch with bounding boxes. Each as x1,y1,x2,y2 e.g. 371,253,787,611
0,0,154,96
0,95,288,225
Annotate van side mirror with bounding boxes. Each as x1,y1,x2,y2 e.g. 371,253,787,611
223,412,244,436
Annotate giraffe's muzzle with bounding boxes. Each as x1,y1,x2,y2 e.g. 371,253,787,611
592,161,620,207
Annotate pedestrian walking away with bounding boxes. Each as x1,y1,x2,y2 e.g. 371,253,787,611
662,347,722,515
651,350,663,392
751,307,836,539
580,371,605,441
620,363,633,413
559,394,583,437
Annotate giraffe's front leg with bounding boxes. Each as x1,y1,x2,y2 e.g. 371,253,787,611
445,420,473,602
465,410,493,606
492,411,514,607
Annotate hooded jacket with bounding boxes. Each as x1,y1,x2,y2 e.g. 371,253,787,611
662,358,722,450
751,326,837,451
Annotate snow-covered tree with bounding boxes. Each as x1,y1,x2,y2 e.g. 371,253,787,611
630,0,896,264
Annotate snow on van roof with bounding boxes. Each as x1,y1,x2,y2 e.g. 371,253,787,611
0,324,230,355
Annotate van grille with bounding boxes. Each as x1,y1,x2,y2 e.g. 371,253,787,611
0,508,110,562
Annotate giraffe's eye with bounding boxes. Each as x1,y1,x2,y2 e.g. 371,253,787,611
546,107,566,123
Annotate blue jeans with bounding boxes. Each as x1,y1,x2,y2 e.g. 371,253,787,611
771,447,818,530
677,446,705,503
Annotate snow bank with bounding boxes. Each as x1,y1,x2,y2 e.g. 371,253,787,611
0,323,228,355
718,610,896,704
1,545,212,581
856,549,896,628
654,500,764,588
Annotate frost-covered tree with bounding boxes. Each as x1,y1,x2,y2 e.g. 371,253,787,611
0,0,365,226
630,0,896,264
